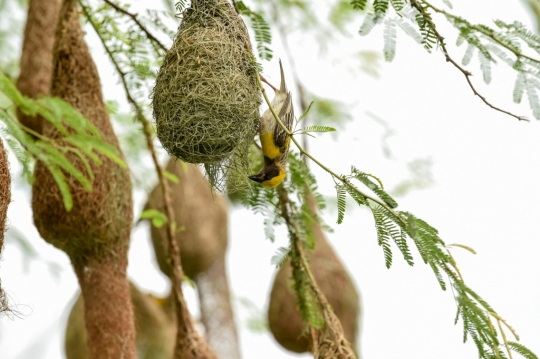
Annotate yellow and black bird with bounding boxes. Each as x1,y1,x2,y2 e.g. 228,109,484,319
249,60,294,188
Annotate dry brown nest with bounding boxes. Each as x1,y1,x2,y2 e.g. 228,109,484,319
145,159,228,279
65,283,175,359
0,137,11,314
31,0,133,264
152,0,260,191
268,224,360,356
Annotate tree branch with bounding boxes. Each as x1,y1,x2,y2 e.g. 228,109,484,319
422,0,540,66
102,0,168,52
411,0,529,122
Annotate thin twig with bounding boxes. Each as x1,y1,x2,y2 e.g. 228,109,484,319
410,0,528,122
102,0,168,52
422,0,540,66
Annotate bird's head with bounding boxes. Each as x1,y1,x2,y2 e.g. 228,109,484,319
248,164,286,188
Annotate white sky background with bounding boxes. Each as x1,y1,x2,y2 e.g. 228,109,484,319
1,0,539,358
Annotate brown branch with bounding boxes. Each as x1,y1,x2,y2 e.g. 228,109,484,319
102,0,168,52
410,0,529,122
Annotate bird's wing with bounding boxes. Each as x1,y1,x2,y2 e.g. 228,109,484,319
273,92,294,151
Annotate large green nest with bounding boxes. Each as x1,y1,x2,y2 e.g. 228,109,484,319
152,0,261,191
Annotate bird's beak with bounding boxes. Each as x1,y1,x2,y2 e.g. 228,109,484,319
248,174,264,183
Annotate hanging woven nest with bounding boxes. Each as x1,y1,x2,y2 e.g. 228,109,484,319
144,159,228,279
268,224,361,355
152,0,260,191
65,283,175,359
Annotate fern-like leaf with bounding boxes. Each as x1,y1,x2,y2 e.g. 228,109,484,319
513,72,526,104
344,184,367,206
478,51,492,84
301,125,336,134
462,42,476,66
390,0,403,12
484,43,514,67
373,0,389,14
271,246,291,268
359,12,384,36
396,17,423,44
351,0,368,10
508,342,538,359
525,80,540,120
352,168,398,208
237,2,273,61
336,184,347,224
371,205,394,268
297,101,314,124
383,19,397,62
44,162,73,211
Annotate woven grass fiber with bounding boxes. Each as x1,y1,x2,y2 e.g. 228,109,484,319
268,221,360,355
152,0,260,191
65,283,175,359
0,138,10,314
145,159,228,279
32,0,133,264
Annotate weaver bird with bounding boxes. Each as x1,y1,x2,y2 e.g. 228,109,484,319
249,60,294,188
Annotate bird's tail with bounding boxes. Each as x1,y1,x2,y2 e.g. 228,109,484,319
279,59,287,93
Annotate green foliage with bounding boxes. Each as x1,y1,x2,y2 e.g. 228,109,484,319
297,100,314,124
383,19,397,62
508,342,539,359
270,246,291,267
290,252,324,329
0,72,125,210
351,168,398,208
140,209,168,228
373,0,389,15
237,2,273,61
478,51,492,84
80,0,170,113
390,0,404,12
335,183,347,224
351,0,368,10
359,11,384,36
513,72,526,104
300,125,336,134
